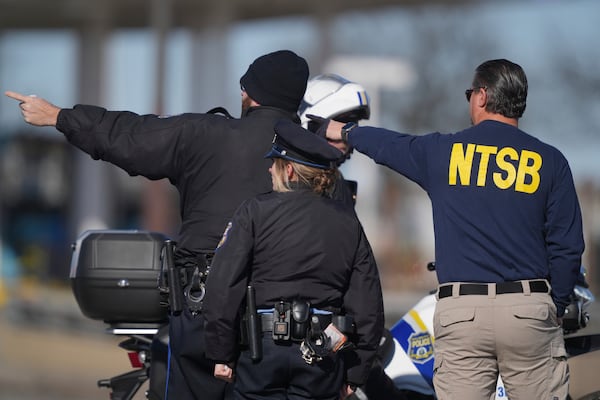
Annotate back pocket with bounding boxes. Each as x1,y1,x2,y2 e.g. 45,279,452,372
512,304,549,321
439,308,475,327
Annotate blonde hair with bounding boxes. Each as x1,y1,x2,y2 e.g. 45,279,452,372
271,158,338,196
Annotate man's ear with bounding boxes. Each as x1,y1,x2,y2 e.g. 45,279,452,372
242,91,261,107
247,93,261,107
477,88,487,108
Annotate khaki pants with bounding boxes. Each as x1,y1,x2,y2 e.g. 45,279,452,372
432,283,568,400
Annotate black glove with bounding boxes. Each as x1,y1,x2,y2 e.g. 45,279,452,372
305,114,330,137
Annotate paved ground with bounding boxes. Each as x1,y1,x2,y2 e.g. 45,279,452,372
0,316,134,400
0,285,599,400
0,285,149,400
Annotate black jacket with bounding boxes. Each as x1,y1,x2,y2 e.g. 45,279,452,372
203,186,385,385
57,105,297,254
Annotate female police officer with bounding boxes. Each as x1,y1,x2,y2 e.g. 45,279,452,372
202,119,384,399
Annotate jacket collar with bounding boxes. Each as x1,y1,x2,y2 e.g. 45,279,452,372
242,106,300,123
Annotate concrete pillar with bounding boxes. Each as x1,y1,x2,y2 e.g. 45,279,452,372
72,5,114,237
140,0,179,237
189,4,233,114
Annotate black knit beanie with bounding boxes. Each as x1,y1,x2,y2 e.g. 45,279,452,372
240,50,309,113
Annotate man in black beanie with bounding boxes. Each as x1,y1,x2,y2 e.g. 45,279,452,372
6,49,309,400
240,50,309,113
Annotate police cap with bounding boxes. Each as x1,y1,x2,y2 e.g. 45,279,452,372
265,120,343,169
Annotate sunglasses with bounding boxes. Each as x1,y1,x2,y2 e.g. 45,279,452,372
465,86,487,102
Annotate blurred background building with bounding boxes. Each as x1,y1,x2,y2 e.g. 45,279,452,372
1,0,600,293
0,0,599,396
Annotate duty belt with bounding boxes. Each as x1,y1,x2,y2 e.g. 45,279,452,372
246,303,354,365
260,312,332,334
438,279,550,299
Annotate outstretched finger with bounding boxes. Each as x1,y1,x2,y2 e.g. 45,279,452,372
5,91,29,102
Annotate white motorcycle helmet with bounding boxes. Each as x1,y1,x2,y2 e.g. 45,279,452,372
299,74,370,133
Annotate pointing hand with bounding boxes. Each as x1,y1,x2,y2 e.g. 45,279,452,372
5,91,60,127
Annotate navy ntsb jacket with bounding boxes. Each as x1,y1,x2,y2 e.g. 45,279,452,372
349,120,584,316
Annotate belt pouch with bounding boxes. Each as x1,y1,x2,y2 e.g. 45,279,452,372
291,300,311,341
273,301,291,341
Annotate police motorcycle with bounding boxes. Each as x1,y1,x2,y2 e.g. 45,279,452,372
351,262,600,400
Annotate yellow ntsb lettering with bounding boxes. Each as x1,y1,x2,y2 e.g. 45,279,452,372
493,147,518,189
448,143,475,185
516,150,542,194
449,143,542,193
475,145,497,186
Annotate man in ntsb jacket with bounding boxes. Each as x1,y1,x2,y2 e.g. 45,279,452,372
321,59,584,400
6,49,309,400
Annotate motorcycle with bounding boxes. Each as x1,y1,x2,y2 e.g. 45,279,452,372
69,230,599,400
